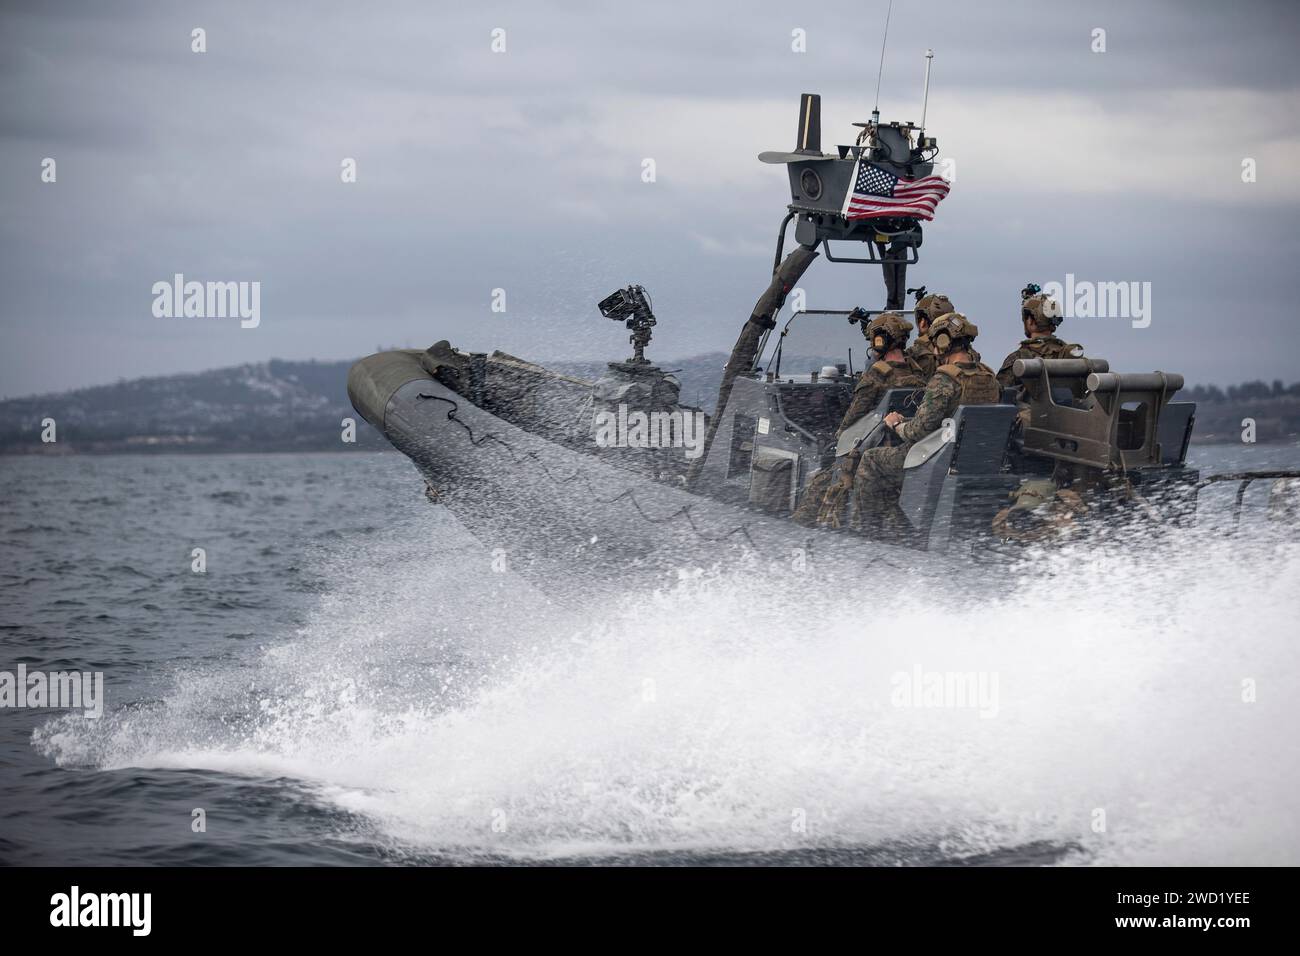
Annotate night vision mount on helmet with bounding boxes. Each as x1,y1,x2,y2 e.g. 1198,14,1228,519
1022,293,1063,331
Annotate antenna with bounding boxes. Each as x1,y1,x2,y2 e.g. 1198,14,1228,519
919,49,935,135
872,0,894,126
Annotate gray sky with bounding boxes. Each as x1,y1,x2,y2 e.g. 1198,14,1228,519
2,0,1298,397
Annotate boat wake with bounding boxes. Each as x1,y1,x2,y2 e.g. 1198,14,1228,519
33,512,1300,865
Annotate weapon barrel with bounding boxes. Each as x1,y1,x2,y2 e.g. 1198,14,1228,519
1013,357,1109,379
1086,371,1184,393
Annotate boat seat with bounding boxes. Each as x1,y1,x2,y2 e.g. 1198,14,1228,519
949,404,1021,473
1157,401,1196,465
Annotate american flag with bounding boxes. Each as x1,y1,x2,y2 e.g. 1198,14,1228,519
840,157,951,221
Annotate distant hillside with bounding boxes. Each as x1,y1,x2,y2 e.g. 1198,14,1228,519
0,351,798,455
1182,382,1300,443
2,355,1297,454
0,359,385,454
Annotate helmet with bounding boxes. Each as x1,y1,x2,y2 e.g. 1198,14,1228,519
915,293,955,328
1022,293,1063,330
864,311,913,352
929,312,979,353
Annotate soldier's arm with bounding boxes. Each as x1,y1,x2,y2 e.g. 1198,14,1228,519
835,370,884,436
897,374,958,443
995,351,1021,387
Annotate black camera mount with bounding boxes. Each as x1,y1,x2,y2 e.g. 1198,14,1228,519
598,285,657,366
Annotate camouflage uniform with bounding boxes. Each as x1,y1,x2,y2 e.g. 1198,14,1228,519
853,314,1000,536
908,293,956,379
837,357,925,437
792,357,925,527
995,335,1083,386
906,333,937,379
792,313,924,528
909,335,980,377
991,478,1087,543
996,294,1083,387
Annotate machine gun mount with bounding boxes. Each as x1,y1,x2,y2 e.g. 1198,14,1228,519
598,284,657,366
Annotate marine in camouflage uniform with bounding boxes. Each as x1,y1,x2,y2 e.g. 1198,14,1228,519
906,292,955,379
836,313,925,436
996,292,1084,388
853,313,1001,537
991,478,1087,543
791,313,924,527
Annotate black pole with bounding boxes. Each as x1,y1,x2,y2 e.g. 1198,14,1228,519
687,243,820,485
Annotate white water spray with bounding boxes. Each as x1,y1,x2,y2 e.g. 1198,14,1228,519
34,514,1300,865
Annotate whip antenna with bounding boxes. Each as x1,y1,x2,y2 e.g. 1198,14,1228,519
872,0,894,124
920,49,935,135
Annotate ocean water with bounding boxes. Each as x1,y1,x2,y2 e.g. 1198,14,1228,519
1,445,1298,866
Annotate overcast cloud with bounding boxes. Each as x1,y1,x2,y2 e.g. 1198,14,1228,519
2,0,1298,396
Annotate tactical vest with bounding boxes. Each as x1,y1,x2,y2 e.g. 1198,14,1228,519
867,358,925,389
839,358,925,438
1020,336,1082,360
906,338,937,378
936,361,1001,406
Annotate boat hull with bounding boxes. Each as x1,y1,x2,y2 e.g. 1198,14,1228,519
348,351,921,595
